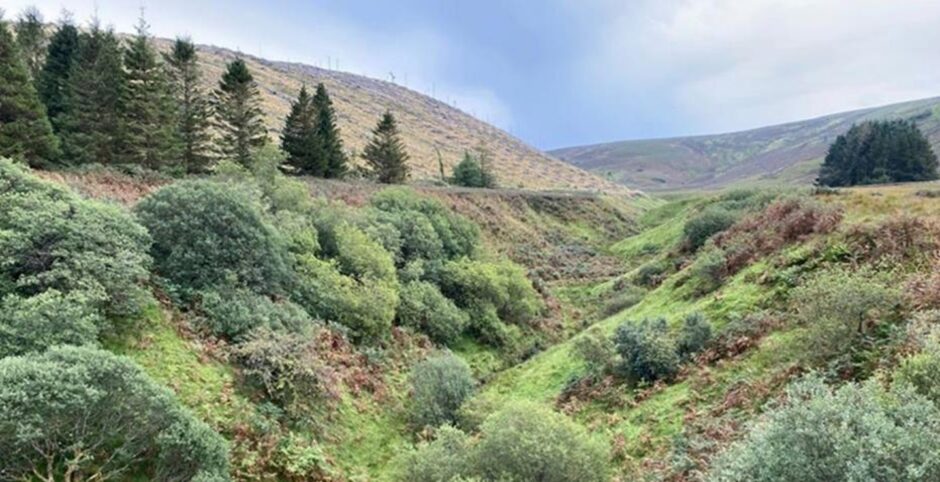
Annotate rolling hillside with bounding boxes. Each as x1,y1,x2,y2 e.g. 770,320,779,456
160,40,622,192
552,96,940,192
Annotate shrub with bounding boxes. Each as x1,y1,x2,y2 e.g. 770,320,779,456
689,247,728,294
331,222,397,281
634,259,669,287
895,333,940,407
231,328,330,414
574,326,616,376
790,268,900,362
472,402,609,482
601,284,646,317
708,375,940,481
683,207,735,251
371,187,480,261
440,258,542,326
410,352,475,429
197,285,314,341
135,180,291,298
0,346,230,481
0,290,101,358
397,281,469,345
677,312,712,360
450,151,497,188
393,425,471,482
614,318,679,383
293,255,398,341
0,159,151,316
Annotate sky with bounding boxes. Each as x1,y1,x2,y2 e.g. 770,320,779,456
5,0,940,150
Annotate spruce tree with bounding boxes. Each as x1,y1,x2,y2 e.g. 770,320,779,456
164,37,213,173
213,58,267,167
14,7,46,81
58,21,125,165
280,85,321,175
819,120,939,186
121,17,178,169
0,16,60,166
313,83,347,178
37,15,79,132
363,110,409,184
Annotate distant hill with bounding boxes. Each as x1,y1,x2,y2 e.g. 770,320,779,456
159,40,623,192
551,96,940,192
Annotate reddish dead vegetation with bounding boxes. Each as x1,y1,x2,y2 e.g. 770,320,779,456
37,169,167,205
904,259,940,311
714,197,842,275
845,216,940,264
697,313,786,365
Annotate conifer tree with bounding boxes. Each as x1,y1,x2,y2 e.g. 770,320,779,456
164,37,213,173
213,58,267,167
280,85,321,175
819,120,939,186
313,83,347,178
58,21,126,165
363,110,409,184
121,16,178,169
37,14,79,132
14,7,46,81
0,15,60,166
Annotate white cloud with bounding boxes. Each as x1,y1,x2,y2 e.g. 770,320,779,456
578,0,940,134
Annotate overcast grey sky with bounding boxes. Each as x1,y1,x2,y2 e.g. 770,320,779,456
5,0,940,149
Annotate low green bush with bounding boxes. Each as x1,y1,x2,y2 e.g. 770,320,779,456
197,285,314,341
397,281,469,345
895,331,940,407
393,425,470,482
574,326,616,376
677,312,712,360
709,374,940,481
409,352,475,429
634,259,669,287
614,318,679,383
135,180,291,298
0,346,230,481
683,206,736,251
0,290,101,358
440,258,542,326
601,284,646,317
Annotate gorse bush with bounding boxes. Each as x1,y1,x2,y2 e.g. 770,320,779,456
574,326,616,376
709,374,940,482
683,206,736,251
197,285,314,341
393,425,470,482
0,346,230,481
0,290,101,358
440,258,542,327
135,179,291,298
894,331,940,407
409,351,475,429
397,281,469,345
677,312,712,360
0,159,151,329
614,318,679,383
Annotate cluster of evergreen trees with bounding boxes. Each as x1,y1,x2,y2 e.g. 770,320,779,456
0,8,416,184
818,119,939,187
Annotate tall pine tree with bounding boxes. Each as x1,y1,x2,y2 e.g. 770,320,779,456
312,83,347,178
280,85,321,175
58,20,126,165
37,14,79,132
213,58,266,167
121,16,178,169
164,37,213,173
0,15,60,166
363,110,409,184
14,7,46,81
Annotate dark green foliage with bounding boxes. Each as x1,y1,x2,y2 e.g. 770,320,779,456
683,206,735,251
370,187,481,263
601,284,646,317
313,83,347,178
363,111,409,183
614,318,679,383
0,18,59,166
122,17,178,169
231,327,327,415
134,180,290,298
0,159,152,317
471,402,609,482
59,21,126,165
634,259,669,287
0,346,230,481
709,375,940,482
450,150,497,188
397,281,469,345
213,58,267,167
574,326,616,376
165,37,214,173
281,85,322,175
13,7,45,81
0,291,100,358
409,351,475,429
896,331,940,406
819,120,939,186
37,17,79,130
677,312,712,360
393,425,471,482
197,285,314,341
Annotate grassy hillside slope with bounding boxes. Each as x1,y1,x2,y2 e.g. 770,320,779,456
552,96,940,192
152,40,622,192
